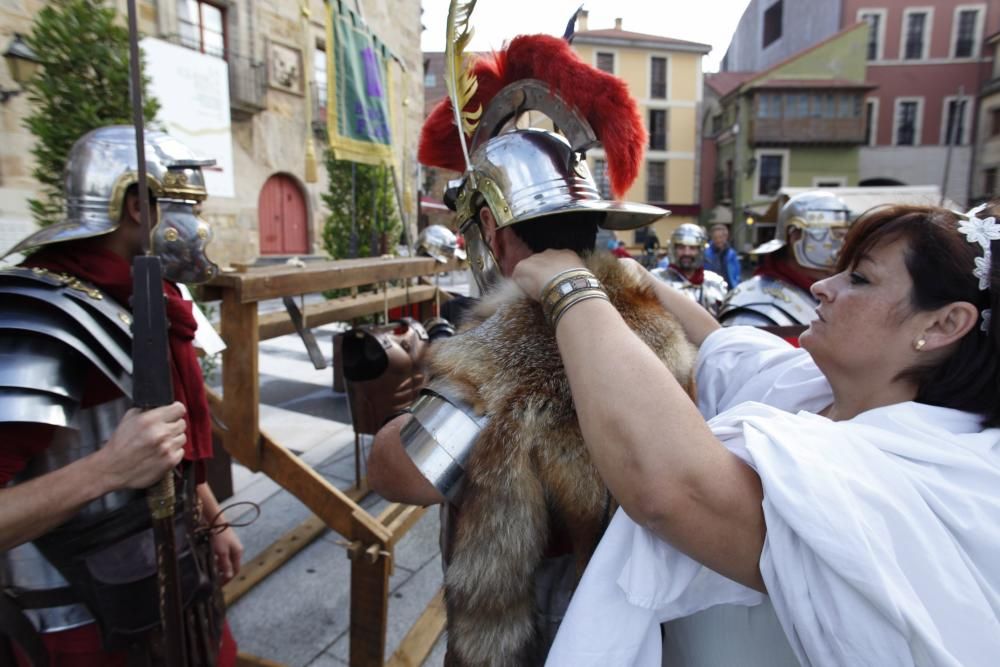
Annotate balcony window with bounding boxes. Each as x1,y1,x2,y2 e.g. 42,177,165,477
650,56,667,99
648,109,668,150
860,11,882,61
865,99,877,146
646,161,666,202
991,108,1000,137
596,52,615,74
757,153,784,198
903,11,927,60
954,9,980,58
757,93,781,119
314,46,328,113
895,100,920,146
178,0,225,58
943,98,967,145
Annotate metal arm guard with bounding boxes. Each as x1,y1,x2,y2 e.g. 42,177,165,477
399,381,488,502
717,274,819,327
0,266,134,427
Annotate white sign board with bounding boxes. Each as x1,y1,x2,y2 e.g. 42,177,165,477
141,38,235,198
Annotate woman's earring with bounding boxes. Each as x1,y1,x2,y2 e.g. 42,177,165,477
914,338,926,351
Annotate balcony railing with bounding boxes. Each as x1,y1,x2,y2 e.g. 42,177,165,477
229,53,267,118
310,81,328,137
750,117,867,146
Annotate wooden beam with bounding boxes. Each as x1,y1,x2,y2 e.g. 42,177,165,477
207,256,465,304
220,292,260,469
384,590,446,667
257,429,390,544
257,285,439,341
349,534,391,667
223,484,371,607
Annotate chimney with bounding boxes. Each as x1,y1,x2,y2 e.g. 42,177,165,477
579,9,589,32
615,17,623,30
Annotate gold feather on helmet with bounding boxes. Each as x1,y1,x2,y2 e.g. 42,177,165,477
445,0,481,168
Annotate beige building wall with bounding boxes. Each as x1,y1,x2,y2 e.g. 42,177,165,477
573,32,706,245
0,0,422,266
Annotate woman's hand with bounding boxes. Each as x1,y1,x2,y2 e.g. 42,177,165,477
512,249,587,301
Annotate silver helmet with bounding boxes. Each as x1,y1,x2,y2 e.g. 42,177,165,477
450,81,669,292
4,125,218,282
416,224,466,263
752,191,851,270
670,223,707,270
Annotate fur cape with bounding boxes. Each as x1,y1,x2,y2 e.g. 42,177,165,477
428,254,696,666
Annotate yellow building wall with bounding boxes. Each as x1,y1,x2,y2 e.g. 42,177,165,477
573,40,702,243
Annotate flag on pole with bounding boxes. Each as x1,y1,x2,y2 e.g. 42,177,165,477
326,0,396,164
563,4,584,42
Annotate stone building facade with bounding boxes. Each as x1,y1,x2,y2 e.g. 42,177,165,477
0,0,423,266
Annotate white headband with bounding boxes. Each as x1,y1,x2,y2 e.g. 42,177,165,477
958,202,998,333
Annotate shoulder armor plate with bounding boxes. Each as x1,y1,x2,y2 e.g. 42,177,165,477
0,267,133,410
718,275,818,327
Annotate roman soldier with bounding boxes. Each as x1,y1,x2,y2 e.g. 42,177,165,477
651,223,729,315
0,126,239,666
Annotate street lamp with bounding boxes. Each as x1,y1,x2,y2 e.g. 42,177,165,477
1,34,42,104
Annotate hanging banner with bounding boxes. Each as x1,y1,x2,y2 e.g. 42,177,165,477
326,1,395,165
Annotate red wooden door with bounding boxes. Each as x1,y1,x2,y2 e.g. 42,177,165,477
258,174,308,255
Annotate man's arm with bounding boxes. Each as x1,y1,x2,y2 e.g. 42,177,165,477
0,402,188,551
367,415,446,506
196,482,243,583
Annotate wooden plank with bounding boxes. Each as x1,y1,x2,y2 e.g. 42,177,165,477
381,505,427,550
220,293,260,470
349,533,392,667
223,515,325,607
257,429,389,544
222,483,371,608
257,285,439,341
206,256,464,304
384,589,446,667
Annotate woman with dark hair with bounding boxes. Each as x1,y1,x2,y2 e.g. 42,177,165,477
509,202,1000,666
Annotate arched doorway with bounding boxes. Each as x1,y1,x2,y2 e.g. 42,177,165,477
258,173,309,255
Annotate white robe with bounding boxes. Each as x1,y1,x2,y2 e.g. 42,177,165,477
547,326,1000,667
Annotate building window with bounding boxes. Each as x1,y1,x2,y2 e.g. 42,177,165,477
943,97,968,145
593,159,612,199
648,109,668,150
992,108,1000,137
314,46,328,113
762,0,783,48
178,0,225,58
596,52,615,74
646,161,666,202
985,168,998,198
894,99,921,146
757,153,784,197
903,11,928,60
758,93,781,119
865,98,878,146
650,56,667,99
953,8,980,58
860,11,883,61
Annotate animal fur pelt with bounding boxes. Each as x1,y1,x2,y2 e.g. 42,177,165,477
428,254,695,666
